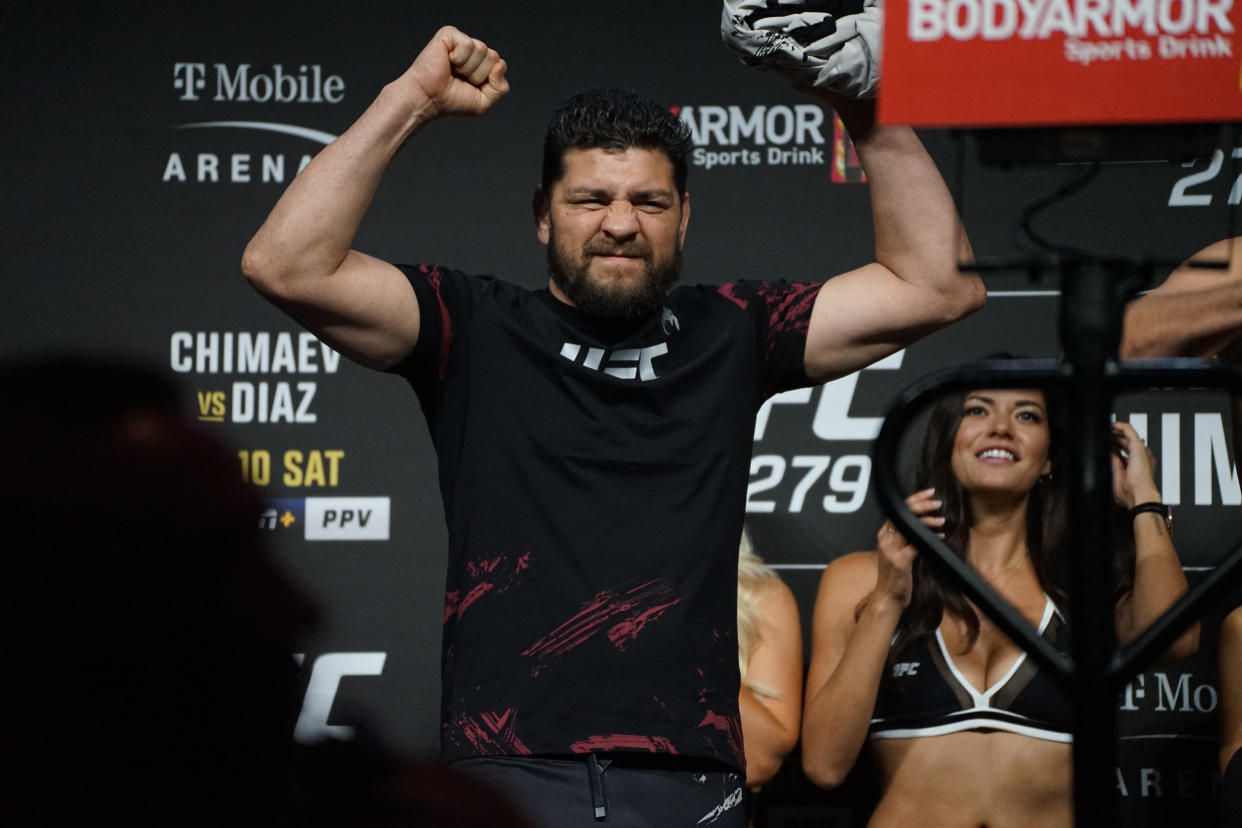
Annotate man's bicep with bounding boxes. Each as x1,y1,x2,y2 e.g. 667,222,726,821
263,251,423,371
803,264,949,382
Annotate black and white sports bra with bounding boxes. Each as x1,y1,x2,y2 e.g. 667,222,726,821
869,597,1072,743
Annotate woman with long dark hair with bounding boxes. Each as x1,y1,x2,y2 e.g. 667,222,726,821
800,386,1197,826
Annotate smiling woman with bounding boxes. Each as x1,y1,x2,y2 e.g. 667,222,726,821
950,391,1052,495
801,365,1198,827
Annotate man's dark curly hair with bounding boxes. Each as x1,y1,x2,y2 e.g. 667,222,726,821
541,88,693,194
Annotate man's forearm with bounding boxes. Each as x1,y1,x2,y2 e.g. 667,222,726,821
1123,288,1242,358
1121,238,1242,359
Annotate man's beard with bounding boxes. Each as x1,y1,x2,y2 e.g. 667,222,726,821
547,229,682,319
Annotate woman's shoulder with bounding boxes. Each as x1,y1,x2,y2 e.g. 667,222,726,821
754,570,798,619
1223,605,1242,641
815,551,879,606
822,550,879,581
753,575,802,644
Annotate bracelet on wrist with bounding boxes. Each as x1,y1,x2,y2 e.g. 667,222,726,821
1129,501,1173,536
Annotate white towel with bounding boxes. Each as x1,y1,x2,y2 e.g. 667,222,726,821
721,0,882,99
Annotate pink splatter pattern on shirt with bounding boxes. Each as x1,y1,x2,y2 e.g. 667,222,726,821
717,281,821,339
418,264,455,382
443,550,532,622
521,579,680,676
442,707,533,756
717,283,750,311
569,734,679,754
698,709,744,764
757,281,820,339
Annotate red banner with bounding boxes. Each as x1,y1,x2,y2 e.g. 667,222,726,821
879,0,1242,126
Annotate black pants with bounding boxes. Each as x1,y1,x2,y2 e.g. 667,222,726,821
451,755,747,827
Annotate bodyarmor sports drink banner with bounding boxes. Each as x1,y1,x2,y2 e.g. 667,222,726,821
881,0,1242,125
3,1,1239,824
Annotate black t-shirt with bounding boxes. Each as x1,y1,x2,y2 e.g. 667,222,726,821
396,264,820,769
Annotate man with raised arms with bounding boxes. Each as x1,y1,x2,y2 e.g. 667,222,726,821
242,24,984,826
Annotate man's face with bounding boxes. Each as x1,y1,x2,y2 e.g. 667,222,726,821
537,147,689,319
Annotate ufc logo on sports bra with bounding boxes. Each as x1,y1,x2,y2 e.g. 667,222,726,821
559,342,669,382
892,662,920,678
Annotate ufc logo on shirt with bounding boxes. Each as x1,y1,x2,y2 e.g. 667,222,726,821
559,342,669,381
892,662,920,678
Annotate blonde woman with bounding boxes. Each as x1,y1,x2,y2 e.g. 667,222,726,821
737,530,803,786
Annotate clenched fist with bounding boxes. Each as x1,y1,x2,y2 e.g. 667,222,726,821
403,26,510,118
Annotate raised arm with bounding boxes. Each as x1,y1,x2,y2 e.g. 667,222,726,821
241,26,509,370
800,551,890,788
797,97,985,382
801,489,942,788
1110,422,1197,659
1120,237,1242,360
738,575,803,786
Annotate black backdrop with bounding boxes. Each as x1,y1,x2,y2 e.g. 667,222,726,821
5,1,1240,824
